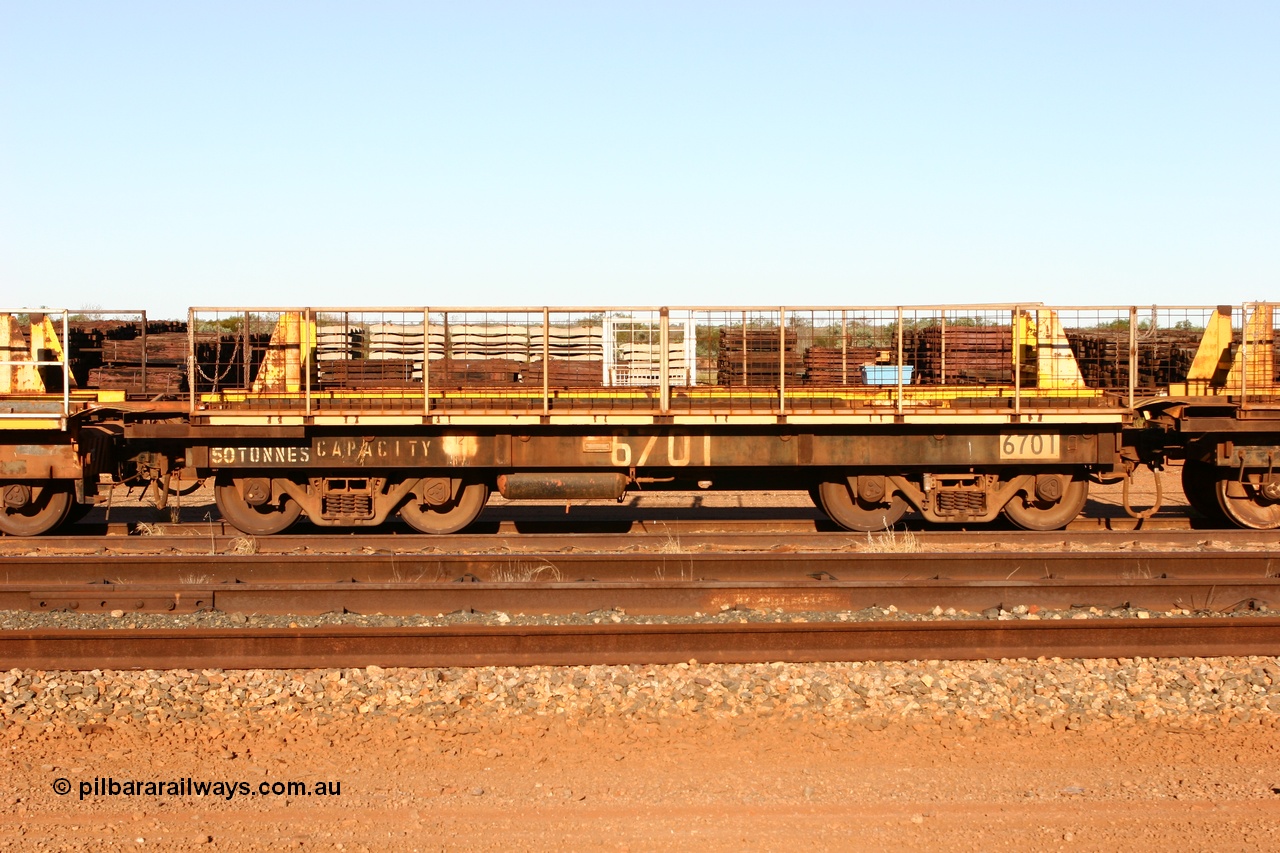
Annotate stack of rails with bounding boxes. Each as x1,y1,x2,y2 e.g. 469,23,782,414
801,346,882,385
319,359,419,388
526,325,606,387
68,319,185,371
66,322,110,387
69,319,186,340
68,320,189,391
436,358,524,386
715,328,798,386
908,325,1010,384
101,334,179,364
82,324,205,396
1131,331,1199,388
524,360,605,387
87,366,185,396
1066,329,1200,389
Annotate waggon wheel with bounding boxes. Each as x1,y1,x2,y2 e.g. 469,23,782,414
214,475,302,535
1002,476,1088,531
1181,460,1227,521
399,481,489,534
1214,474,1280,530
0,481,74,537
817,480,908,532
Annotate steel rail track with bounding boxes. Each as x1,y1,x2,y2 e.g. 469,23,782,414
9,578,1279,617
0,551,1277,587
7,618,1280,670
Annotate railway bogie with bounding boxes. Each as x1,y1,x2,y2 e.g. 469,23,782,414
2,302,1278,535
1154,427,1280,529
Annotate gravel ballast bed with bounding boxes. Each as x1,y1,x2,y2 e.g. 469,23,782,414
5,657,1280,734
7,603,1277,736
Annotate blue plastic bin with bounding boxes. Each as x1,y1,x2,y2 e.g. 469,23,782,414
860,365,914,385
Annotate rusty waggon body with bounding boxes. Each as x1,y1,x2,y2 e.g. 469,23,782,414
2,302,1278,535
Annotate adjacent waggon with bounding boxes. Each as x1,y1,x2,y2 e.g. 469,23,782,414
2,303,1278,536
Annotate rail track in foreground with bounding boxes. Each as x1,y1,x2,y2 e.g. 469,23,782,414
7,618,1280,670
6,573,1280,617
5,550,1280,668
3,549,1280,594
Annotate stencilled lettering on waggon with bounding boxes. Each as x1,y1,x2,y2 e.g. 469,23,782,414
209,439,437,466
312,438,431,463
209,446,312,466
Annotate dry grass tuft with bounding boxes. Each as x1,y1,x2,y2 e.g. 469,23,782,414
227,536,259,555
491,562,562,583
860,526,920,553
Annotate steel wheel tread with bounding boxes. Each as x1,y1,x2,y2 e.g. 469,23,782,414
1002,478,1088,531
0,482,74,537
817,480,909,532
400,482,489,534
1214,477,1280,530
214,476,303,535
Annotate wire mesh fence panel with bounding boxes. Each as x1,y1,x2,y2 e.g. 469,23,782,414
1061,306,1198,395
1054,307,1134,395
55,310,183,397
603,310,672,389
189,309,285,401
175,303,1280,416
436,309,532,389
1240,302,1279,402
789,308,878,388
675,308,786,413
318,310,423,393
902,307,1014,394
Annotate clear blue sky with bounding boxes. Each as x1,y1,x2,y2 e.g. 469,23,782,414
2,2,1276,319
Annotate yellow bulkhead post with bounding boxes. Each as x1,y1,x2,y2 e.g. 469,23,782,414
30,314,65,363
1034,309,1085,390
1181,306,1235,394
251,311,317,393
1225,304,1274,393
0,314,47,393
1013,310,1037,386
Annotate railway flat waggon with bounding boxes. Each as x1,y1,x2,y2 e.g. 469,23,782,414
1,302,1276,535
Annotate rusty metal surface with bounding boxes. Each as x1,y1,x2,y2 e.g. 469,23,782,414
0,439,80,479
14,578,1280,617
0,550,1277,587
184,427,1123,472
6,618,1280,669
496,472,629,500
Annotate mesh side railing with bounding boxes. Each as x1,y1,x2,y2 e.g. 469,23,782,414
186,304,1279,416
1240,302,1280,403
